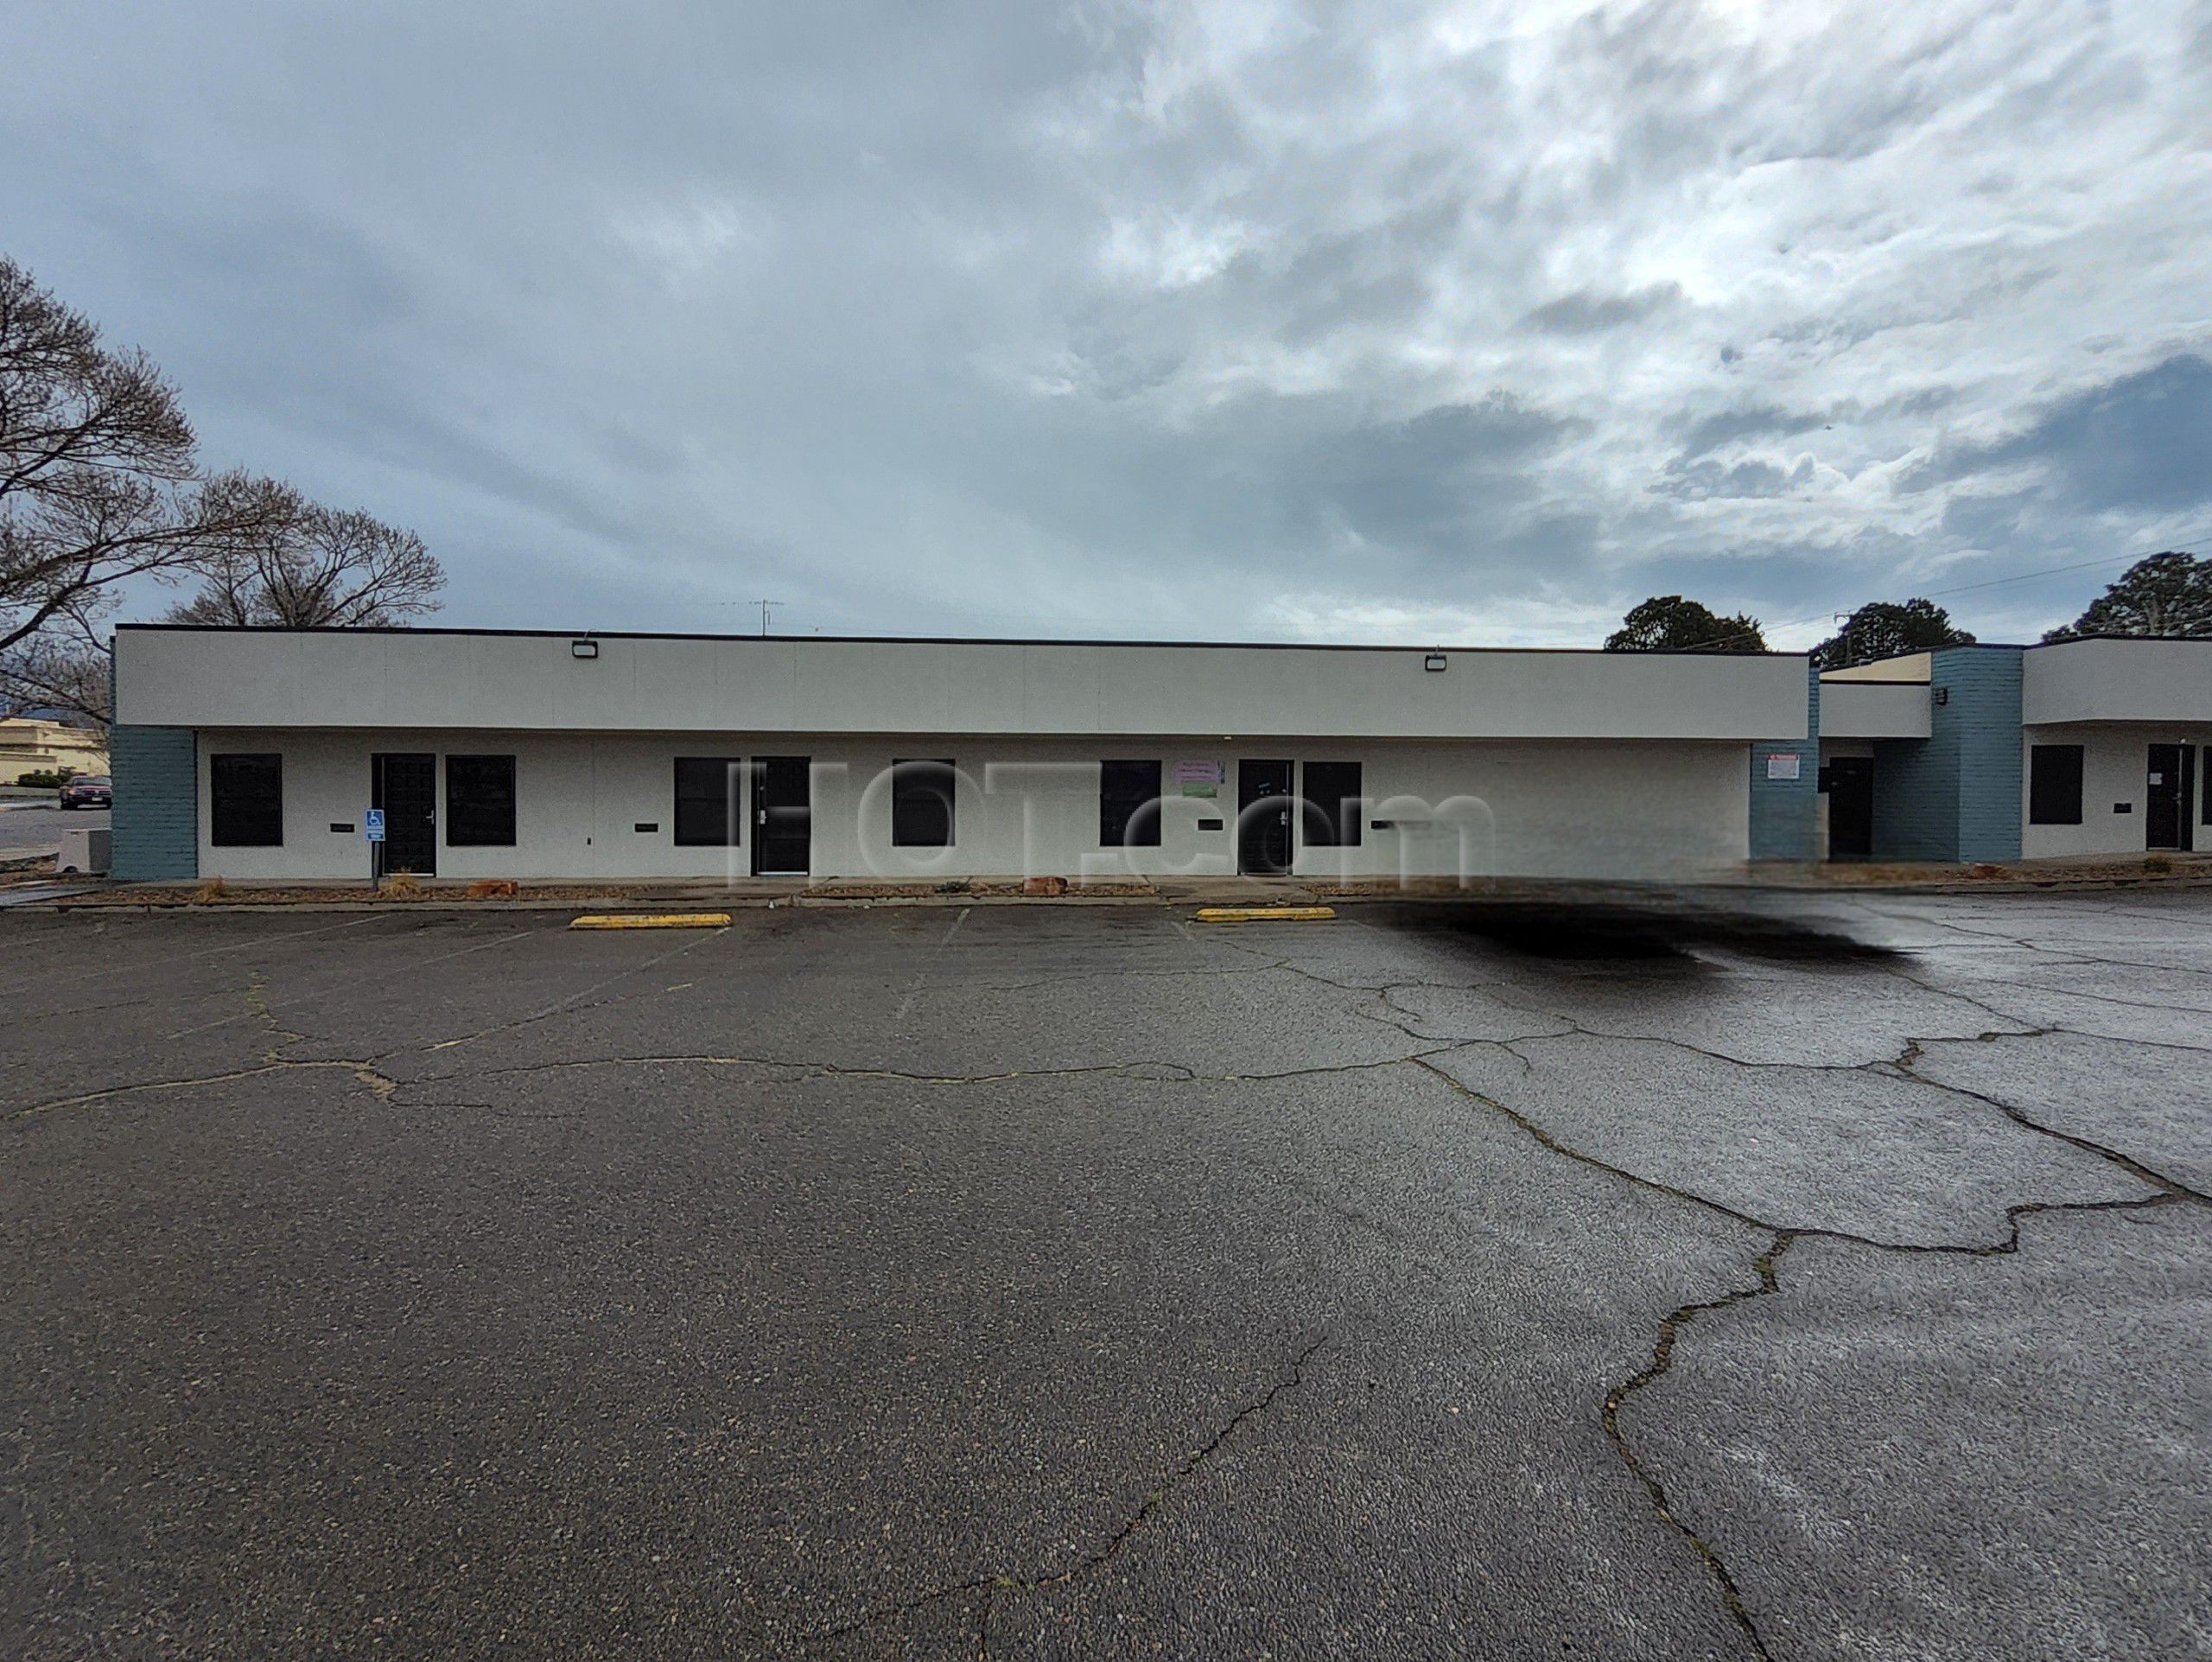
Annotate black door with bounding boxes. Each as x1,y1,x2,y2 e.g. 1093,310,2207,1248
750,756,811,876
2147,744,2194,851
372,753,437,876
1824,757,1874,860
1237,760,1294,875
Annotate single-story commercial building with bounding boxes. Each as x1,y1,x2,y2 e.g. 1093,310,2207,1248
1817,637,2212,863
108,626,1820,883
105,626,2209,884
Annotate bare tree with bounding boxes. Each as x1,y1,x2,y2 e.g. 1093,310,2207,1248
0,624,111,726
2,254,445,720
168,485,444,627
0,257,283,659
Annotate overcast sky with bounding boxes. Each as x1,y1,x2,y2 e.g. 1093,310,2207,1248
6,1,2209,648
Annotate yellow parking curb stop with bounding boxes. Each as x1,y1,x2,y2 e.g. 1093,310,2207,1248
1193,906,1336,923
569,913,732,930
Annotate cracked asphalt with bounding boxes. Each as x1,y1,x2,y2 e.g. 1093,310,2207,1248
2,891,2208,1660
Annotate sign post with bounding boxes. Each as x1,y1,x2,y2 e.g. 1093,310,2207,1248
365,807,386,887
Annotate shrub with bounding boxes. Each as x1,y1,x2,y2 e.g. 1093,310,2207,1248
15,767,77,788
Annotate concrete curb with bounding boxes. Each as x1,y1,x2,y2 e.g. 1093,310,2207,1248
19,869,2212,915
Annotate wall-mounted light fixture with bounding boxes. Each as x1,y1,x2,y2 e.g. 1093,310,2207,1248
1933,685,1948,705
572,639,600,659
1424,653,1447,672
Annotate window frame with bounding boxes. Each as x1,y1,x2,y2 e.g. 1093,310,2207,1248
208,752,284,847
444,754,518,847
1099,759,1163,848
2027,743,2084,826
1300,761,1364,849
891,758,957,848
673,756,745,847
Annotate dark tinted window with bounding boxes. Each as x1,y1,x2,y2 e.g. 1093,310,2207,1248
674,757,743,846
209,753,283,846
892,759,956,847
1300,761,1363,847
2028,744,2083,825
446,755,517,846
1099,760,1162,847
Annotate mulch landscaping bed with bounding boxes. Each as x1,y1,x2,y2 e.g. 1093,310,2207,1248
1816,856,2212,886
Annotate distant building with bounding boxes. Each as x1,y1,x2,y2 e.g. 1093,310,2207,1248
0,717,109,782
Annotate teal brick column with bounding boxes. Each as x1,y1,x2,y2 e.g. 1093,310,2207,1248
1748,660,1820,861
1945,646,2024,863
1868,646,2023,863
110,725,198,880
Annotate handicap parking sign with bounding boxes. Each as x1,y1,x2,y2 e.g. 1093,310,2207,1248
364,808,385,843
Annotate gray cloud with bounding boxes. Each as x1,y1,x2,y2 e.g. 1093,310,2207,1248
1658,455,1815,501
2,0,2208,652
1904,354,2212,515
1675,404,1831,458
1521,283,1683,335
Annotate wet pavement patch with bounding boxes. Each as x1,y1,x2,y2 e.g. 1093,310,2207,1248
1416,901,1901,965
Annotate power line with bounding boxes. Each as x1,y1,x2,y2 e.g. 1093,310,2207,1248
1911,551,2146,601
1694,547,2197,654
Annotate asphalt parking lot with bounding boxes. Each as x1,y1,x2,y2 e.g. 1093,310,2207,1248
3,891,2207,1660
0,803,105,857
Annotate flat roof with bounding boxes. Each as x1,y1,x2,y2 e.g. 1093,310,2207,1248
1818,635,2212,683
111,622,1811,659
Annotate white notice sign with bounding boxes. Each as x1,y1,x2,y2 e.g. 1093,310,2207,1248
1765,753,1802,781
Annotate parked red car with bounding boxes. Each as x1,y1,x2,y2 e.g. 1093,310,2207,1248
59,774,111,809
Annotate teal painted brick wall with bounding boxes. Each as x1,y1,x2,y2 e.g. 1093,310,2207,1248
1871,735,1955,859
1866,647,2023,862
1748,661,1821,860
1948,647,2024,863
110,725,198,880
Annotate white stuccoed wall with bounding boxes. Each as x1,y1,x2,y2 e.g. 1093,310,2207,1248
2018,723,2210,858
2023,640,2212,725
131,629,1794,882
118,628,1808,742
1817,681,1929,739
189,730,1754,882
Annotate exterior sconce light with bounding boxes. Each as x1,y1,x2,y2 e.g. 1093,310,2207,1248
572,639,600,659
1933,685,1948,705
1424,653,1447,672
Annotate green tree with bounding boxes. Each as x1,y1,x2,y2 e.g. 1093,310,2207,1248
2043,552,2212,641
1603,595,1767,653
1811,599,1974,669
